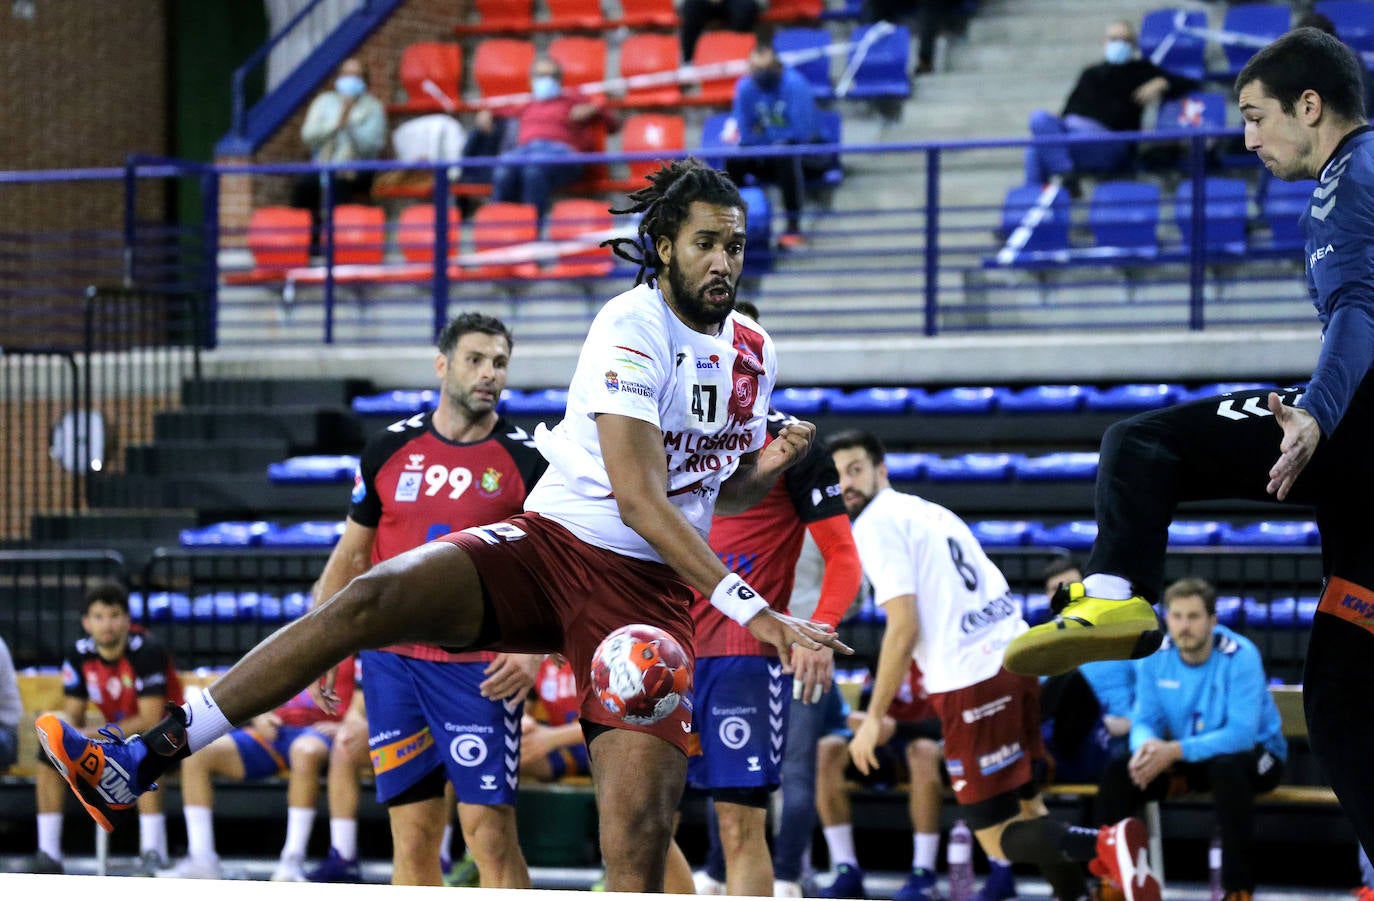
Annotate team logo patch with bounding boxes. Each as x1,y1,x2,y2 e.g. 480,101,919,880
718,716,751,750
351,470,366,504
394,471,422,502
450,734,489,768
479,467,503,496
604,370,620,392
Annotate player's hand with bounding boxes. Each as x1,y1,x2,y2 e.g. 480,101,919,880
848,714,883,776
1267,392,1320,501
481,653,541,701
520,727,555,764
746,608,852,671
790,644,834,705
311,663,342,716
1127,738,1178,789
757,419,817,479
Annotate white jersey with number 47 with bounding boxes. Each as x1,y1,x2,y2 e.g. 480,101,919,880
851,488,1026,694
528,283,776,562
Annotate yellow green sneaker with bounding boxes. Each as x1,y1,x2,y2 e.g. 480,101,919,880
1004,582,1162,676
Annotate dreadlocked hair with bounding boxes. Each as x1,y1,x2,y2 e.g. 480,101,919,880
600,157,746,286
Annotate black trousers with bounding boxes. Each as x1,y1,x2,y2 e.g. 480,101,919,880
726,154,804,230
1088,377,1374,867
1096,747,1283,892
865,0,962,67
679,0,759,62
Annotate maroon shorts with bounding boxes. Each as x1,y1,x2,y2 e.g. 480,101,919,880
437,512,695,753
929,667,1048,805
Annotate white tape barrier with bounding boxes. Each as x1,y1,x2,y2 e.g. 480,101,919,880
1156,10,1374,69
994,180,1064,266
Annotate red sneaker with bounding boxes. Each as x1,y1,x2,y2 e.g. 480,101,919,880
778,232,806,250
1093,818,1159,901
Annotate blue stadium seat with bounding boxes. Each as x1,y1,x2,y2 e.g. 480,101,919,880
739,185,774,273
1014,452,1098,481
1175,178,1249,255
190,592,240,622
267,455,359,484
775,386,840,415
1242,597,1269,628
283,592,310,619
1267,596,1298,629
1215,595,1244,627
913,386,1008,415
502,388,569,416
1084,383,1182,411
1000,184,1072,254
698,112,735,171
1177,381,1274,403
885,452,936,481
143,592,189,622
775,28,834,99
1167,520,1221,546
843,24,911,99
1155,91,1227,134
1318,1,1374,53
190,594,215,623
1220,4,1291,78
261,521,345,548
1262,178,1316,252
1297,596,1319,626
1028,520,1098,549
1139,8,1208,81
351,389,437,415
831,386,921,414
1024,593,1052,626
1088,181,1161,256
1218,521,1320,546
926,453,1021,482
970,520,1036,547
257,595,285,622
810,110,846,187
998,384,1087,413
179,521,271,548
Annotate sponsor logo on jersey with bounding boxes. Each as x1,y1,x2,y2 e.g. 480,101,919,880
1309,243,1335,267
696,354,721,370
960,694,1012,724
977,741,1023,775
405,453,425,471
719,715,751,749
604,370,620,392
370,728,435,774
394,471,422,502
619,380,654,398
946,758,964,777
450,734,489,767
479,467,503,497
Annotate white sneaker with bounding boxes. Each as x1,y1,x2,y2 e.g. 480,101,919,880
775,879,804,897
693,870,726,895
271,855,307,882
159,854,221,879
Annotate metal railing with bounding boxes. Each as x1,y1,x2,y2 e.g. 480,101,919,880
0,550,128,669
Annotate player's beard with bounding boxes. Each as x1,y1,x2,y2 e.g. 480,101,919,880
664,257,735,329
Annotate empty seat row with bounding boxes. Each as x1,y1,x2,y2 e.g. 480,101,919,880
179,521,344,549
968,519,1320,549
129,591,312,624
451,0,824,37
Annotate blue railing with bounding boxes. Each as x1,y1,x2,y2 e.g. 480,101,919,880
1,125,1316,349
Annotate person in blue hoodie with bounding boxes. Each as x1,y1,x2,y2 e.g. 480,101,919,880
727,41,819,248
1096,578,1286,901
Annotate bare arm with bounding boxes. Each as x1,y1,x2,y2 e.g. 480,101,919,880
849,594,918,775
308,518,376,712
714,419,816,515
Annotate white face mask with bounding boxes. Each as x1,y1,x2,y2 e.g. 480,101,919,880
1104,39,1134,65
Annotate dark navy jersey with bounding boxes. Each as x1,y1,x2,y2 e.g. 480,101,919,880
1300,125,1374,437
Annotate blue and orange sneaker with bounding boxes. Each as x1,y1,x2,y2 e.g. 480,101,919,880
34,714,155,832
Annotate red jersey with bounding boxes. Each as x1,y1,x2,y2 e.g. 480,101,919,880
513,94,618,151
349,412,547,662
691,409,848,657
61,627,182,725
859,661,935,724
529,657,580,726
274,657,356,727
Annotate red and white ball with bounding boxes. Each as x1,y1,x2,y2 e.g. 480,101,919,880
590,624,692,726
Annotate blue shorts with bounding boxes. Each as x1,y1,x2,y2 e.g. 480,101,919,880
687,656,791,791
0,724,16,771
360,650,523,806
230,724,333,780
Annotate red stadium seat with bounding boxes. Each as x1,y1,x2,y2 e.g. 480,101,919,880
618,0,676,28
329,204,386,265
549,36,608,91
762,0,824,23
617,34,682,108
473,39,537,105
391,42,462,115
565,118,612,196
518,199,615,279
463,202,539,279
397,204,461,264
622,113,685,184
226,206,311,284
544,0,608,31
454,0,534,35
690,33,754,106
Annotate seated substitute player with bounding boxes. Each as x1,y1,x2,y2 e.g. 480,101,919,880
1096,578,1286,901
32,580,181,876
37,158,847,894
520,655,588,783
306,669,372,883
816,660,946,901
161,661,356,880
831,430,1159,901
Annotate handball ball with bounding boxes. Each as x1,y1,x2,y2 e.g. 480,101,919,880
590,624,692,726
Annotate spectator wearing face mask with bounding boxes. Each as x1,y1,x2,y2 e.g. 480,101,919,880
1024,20,1197,196
291,57,388,252
489,57,620,222
727,41,819,249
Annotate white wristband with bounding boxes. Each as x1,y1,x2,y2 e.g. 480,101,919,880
710,572,769,626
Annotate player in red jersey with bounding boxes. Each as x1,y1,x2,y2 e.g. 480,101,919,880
519,656,588,783
305,312,546,888
39,160,847,894
32,581,182,875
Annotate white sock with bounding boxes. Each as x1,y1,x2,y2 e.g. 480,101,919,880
281,807,315,860
1082,573,1133,601
183,687,234,753
824,824,857,867
441,823,454,861
139,812,167,857
331,818,358,860
914,832,939,871
37,812,63,860
184,805,216,861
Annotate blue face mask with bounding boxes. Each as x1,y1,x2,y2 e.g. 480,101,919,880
753,69,781,91
1104,39,1134,65
335,74,366,98
531,76,561,101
